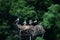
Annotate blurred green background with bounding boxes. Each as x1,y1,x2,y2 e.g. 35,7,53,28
0,0,60,40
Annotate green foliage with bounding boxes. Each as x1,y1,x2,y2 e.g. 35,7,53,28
0,21,18,40
0,21,10,30
42,4,60,40
42,12,55,28
42,4,60,29
36,37,45,40
0,0,60,40
0,0,11,12
9,0,37,20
